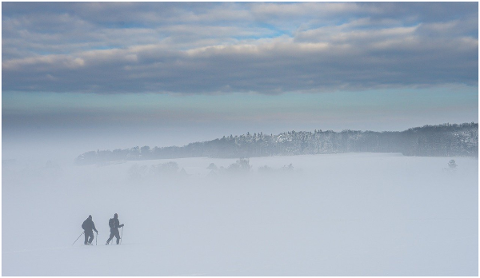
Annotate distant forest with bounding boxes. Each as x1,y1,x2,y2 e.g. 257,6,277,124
75,123,478,165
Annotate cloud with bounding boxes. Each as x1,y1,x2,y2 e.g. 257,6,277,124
2,2,477,94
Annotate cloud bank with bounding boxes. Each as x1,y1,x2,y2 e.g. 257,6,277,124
3,2,478,94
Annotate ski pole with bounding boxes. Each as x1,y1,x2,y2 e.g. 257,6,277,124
96,232,98,245
73,232,84,246
120,226,123,245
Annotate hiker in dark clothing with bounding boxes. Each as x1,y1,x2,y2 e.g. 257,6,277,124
82,215,98,245
106,213,124,245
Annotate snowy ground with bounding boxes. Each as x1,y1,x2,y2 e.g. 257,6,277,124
2,153,478,275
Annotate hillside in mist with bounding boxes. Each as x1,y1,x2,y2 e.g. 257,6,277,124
76,123,478,165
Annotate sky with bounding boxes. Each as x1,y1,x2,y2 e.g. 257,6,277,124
2,2,478,160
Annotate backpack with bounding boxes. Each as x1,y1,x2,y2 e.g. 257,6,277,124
81,221,86,230
109,218,115,229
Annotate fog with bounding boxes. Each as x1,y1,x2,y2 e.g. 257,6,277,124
3,2,477,275
3,143,478,275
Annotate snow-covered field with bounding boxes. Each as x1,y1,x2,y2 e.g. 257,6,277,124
2,153,478,275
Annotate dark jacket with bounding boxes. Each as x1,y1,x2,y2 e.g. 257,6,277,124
109,217,124,231
82,218,98,233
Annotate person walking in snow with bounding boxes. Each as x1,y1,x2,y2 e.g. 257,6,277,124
106,213,124,245
82,215,98,245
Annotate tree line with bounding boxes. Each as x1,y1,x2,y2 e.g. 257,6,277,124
75,123,478,165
